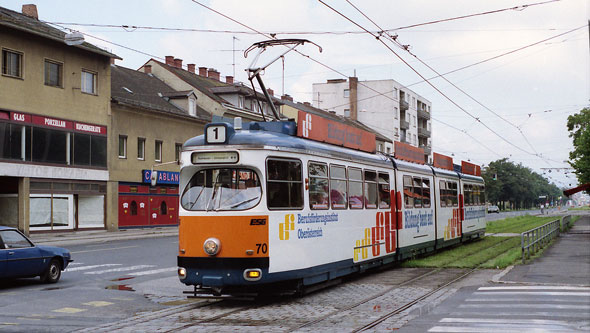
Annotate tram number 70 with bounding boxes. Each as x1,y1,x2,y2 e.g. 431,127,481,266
255,243,268,254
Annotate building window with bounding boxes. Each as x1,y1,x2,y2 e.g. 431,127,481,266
137,138,145,160
44,60,63,87
118,135,127,158
394,107,398,119
2,49,23,78
155,140,162,162
188,98,196,116
343,89,350,98
81,70,97,94
175,143,182,161
344,109,350,117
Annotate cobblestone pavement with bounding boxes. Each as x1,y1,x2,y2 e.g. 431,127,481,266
78,267,496,332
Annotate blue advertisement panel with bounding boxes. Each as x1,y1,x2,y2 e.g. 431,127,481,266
142,170,180,185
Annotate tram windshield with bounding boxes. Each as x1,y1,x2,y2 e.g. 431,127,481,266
181,168,261,211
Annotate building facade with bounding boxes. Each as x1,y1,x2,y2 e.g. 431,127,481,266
109,65,210,228
312,78,432,162
0,5,118,233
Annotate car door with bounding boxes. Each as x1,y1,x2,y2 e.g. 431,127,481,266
0,230,44,278
0,242,6,278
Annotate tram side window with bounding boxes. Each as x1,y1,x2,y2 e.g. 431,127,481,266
439,180,447,207
463,184,472,206
422,178,431,208
364,170,378,209
378,172,390,209
348,167,363,209
309,162,329,210
479,185,485,205
413,177,423,208
266,159,303,209
403,175,414,208
330,165,347,209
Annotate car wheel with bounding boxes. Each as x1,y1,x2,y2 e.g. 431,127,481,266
41,259,62,283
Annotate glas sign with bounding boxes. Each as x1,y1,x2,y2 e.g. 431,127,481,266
192,151,239,164
206,125,227,143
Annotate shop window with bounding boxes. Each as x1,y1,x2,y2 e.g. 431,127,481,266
364,170,378,209
160,201,167,215
74,133,90,165
130,201,138,216
330,165,347,209
32,127,67,164
90,135,107,167
348,167,363,209
266,158,303,209
44,59,63,87
81,70,97,94
309,162,328,210
0,123,31,161
378,172,390,209
2,49,23,78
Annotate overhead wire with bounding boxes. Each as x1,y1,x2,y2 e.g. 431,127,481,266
319,0,542,161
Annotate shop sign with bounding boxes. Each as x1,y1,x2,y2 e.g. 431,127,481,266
75,122,107,135
11,112,31,123
8,111,105,135
142,170,180,185
296,111,376,153
32,115,73,130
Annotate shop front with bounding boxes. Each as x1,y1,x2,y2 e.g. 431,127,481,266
118,170,179,228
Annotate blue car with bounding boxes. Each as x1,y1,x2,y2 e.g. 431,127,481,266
0,226,72,283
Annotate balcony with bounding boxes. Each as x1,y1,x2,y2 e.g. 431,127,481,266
399,100,408,112
417,108,430,119
418,126,431,138
400,119,409,130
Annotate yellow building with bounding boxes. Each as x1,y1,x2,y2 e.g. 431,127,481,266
0,5,118,233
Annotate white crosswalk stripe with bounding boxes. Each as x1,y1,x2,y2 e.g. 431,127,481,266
428,285,590,332
65,264,122,272
84,265,155,275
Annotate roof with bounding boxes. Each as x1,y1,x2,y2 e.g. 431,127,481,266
0,6,119,60
111,65,210,121
280,98,391,143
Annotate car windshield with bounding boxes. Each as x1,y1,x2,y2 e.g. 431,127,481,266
181,168,261,211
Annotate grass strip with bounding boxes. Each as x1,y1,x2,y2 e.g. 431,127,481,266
486,215,557,234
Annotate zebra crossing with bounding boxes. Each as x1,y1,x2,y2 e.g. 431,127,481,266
65,262,177,277
427,285,590,332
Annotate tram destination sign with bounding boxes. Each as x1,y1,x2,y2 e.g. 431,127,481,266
296,111,376,153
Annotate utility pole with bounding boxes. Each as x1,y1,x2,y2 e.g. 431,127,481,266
232,36,239,78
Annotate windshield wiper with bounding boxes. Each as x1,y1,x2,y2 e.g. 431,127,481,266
216,196,260,211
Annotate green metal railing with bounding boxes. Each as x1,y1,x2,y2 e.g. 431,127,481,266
520,215,573,264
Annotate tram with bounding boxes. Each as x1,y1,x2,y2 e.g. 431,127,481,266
176,116,486,297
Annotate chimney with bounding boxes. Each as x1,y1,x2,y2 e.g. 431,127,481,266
174,58,183,69
303,102,311,106
22,4,38,20
281,94,293,102
198,67,207,77
267,88,274,96
144,65,152,74
226,76,234,84
110,58,115,65
207,68,220,81
187,64,195,73
165,56,174,66
349,77,358,120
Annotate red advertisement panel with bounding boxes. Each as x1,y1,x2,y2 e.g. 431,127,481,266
433,152,454,171
461,161,481,176
296,111,376,153
394,141,425,164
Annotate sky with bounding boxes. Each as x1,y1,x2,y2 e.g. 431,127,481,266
2,0,588,189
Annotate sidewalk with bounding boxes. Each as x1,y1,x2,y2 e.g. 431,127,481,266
29,226,178,247
498,212,590,286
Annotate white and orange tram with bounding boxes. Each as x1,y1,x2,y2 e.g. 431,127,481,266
176,119,486,296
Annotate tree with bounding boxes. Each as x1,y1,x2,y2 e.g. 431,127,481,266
567,108,590,193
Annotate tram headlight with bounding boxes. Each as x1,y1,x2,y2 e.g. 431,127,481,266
203,237,221,256
178,267,187,280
